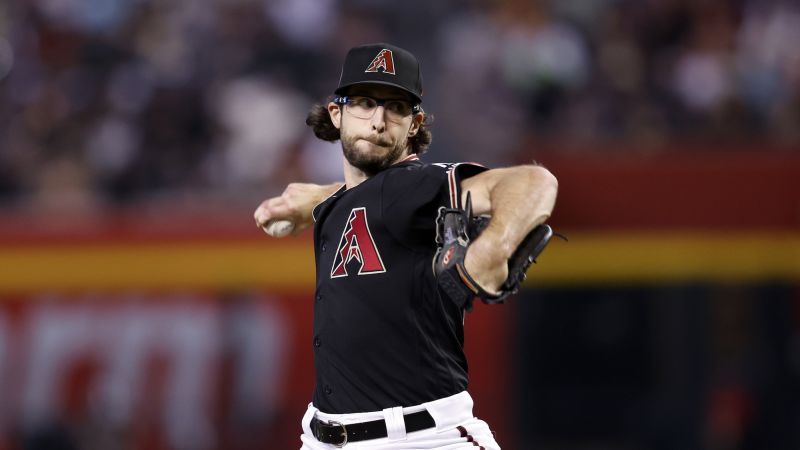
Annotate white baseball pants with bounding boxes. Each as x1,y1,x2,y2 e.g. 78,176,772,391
299,391,501,449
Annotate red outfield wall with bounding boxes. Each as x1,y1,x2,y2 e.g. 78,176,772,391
0,151,798,449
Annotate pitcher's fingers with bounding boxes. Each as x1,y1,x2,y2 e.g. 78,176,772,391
255,197,294,227
254,198,280,227
254,202,270,227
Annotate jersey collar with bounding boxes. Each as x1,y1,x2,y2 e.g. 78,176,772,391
314,154,420,222
389,153,421,168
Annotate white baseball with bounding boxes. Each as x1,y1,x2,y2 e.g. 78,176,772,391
263,219,295,237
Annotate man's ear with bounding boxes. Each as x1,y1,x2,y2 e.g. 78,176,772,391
408,112,424,136
328,102,342,129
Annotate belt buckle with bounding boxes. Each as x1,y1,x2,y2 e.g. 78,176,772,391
328,420,348,448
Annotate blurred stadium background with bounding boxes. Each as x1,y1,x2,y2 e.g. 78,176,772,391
0,0,799,449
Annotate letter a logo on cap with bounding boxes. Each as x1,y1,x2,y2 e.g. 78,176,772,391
364,49,395,75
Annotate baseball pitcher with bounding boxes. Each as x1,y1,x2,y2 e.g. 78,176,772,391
254,43,558,449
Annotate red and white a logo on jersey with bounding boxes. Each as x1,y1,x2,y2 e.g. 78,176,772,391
364,49,395,75
330,207,386,278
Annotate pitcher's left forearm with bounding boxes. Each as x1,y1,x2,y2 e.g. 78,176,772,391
460,165,558,292
463,165,557,259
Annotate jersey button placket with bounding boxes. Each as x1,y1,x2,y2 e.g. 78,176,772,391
313,336,321,348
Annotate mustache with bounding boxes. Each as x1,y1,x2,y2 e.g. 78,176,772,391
363,136,392,147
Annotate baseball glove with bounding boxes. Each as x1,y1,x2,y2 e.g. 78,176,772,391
433,193,555,310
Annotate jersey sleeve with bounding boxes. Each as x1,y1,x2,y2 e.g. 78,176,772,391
381,162,487,248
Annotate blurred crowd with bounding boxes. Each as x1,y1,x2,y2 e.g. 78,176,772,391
0,0,798,210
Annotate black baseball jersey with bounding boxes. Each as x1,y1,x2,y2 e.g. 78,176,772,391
310,154,486,414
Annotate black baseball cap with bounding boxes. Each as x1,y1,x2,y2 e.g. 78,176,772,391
334,43,423,104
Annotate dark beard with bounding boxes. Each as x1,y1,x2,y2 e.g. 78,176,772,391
341,134,406,176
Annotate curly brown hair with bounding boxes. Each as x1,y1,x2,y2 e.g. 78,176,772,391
305,100,433,155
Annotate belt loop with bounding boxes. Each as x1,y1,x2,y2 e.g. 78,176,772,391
302,403,318,437
382,406,407,441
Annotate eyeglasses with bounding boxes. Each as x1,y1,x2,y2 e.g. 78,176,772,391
334,96,421,122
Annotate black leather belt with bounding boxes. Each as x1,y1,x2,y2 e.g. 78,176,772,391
311,410,435,447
